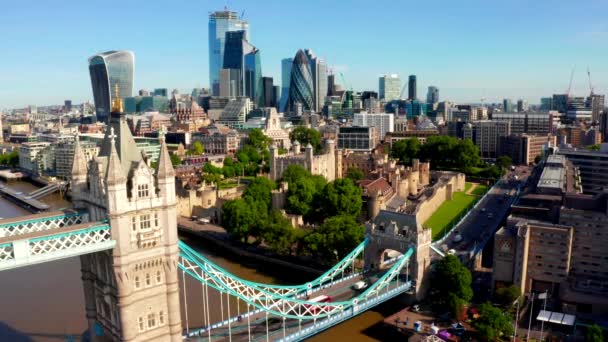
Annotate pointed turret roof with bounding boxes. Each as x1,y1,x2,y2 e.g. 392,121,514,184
105,127,126,185
71,132,87,177
156,126,175,179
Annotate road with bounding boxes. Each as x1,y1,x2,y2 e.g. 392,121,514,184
435,165,532,260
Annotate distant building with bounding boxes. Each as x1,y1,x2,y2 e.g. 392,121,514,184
557,144,608,194
337,126,379,152
587,94,605,122
55,140,99,179
540,97,552,111
153,88,168,97
88,50,135,123
463,120,511,158
244,48,263,106
262,108,291,149
353,112,394,140
566,97,592,120
261,77,275,108
269,140,339,181
223,30,258,100
503,98,514,113
499,134,554,165
194,124,239,155
305,49,327,112
19,142,52,174
64,100,72,112
426,86,439,105
216,97,252,128
287,50,314,112
517,99,528,112
552,94,568,114
208,9,249,95
408,75,417,100
219,68,242,98
379,74,401,101
280,58,293,112
492,112,551,135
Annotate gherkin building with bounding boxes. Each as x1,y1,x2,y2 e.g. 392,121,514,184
288,49,314,112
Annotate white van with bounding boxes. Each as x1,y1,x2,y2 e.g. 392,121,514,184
197,218,210,224
352,281,368,290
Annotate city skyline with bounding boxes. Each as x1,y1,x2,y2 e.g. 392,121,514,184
1,0,608,108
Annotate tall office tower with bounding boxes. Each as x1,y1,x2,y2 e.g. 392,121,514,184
503,98,514,112
288,50,314,112
304,49,327,112
552,94,568,113
517,99,528,112
208,9,249,96
327,74,336,96
154,88,168,97
262,77,275,107
379,74,401,101
223,30,257,98
64,100,72,112
279,58,293,112
88,50,135,123
540,97,552,111
244,48,263,106
220,68,242,97
273,86,281,110
426,86,439,105
408,75,417,100
588,94,605,122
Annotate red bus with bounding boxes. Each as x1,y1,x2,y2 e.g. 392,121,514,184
304,295,332,314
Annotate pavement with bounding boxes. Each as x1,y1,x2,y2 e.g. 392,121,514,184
434,165,532,261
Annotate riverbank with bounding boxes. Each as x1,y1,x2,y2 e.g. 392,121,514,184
178,219,325,279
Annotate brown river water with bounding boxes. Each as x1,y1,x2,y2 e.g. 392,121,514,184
0,182,401,341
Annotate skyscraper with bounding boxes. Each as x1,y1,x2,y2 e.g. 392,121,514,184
517,99,528,112
288,50,314,113
304,49,327,112
280,58,293,112
208,10,249,96
223,30,258,99
88,50,134,123
552,94,568,113
244,48,262,106
379,74,401,101
426,86,439,105
262,77,275,107
503,98,514,112
588,94,605,122
408,75,417,100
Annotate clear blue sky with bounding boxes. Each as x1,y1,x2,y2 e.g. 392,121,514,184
1,0,607,109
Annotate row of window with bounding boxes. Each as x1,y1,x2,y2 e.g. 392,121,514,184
138,311,165,332
132,213,160,231
135,271,163,289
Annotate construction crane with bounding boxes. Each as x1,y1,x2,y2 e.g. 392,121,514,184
565,68,575,107
587,66,594,96
399,82,408,100
339,72,352,91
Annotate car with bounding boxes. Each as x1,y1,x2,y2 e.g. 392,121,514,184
197,218,210,224
453,234,463,243
447,249,457,256
412,304,420,312
481,208,487,213
352,281,368,290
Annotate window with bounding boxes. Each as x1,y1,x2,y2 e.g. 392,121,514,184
138,184,149,198
140,215,151,230
146,273,151,286
154,212,159,227
135,276,140,289
147,313,156,328
159,311,165,325
156,271,162,284
132,217,137,231
138,317,145,332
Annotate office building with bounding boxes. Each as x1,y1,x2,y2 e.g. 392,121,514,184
273,86,281,111
64,100,72,112
223,30,257,98
517,99,528,112
55,140,99,179
540,97,552,111
287,50,314,112
426,86,439,105
492,112,551,135
194,124,240,155
88,50,135,123
219,68,242,98
587,94,605,122
499,134,554,165
305,49,327,112
280,58,293,111
379,74,401,101
262,77,275,108
557,144,608,194
244,48,262,106
493,154,608,315
552,94,568,114
153,88,168,97
566,97,592,120
337,126,379,152
353,112,395,140
19,142,53,174
408,75,417,100
503,98,514,113
216,97,252,128
463,120,511,158
208,10,249,95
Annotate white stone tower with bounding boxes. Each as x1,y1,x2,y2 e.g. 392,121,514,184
72,85,182,341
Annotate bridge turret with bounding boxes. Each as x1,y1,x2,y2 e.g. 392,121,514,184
71,133,88,206
105,128,127,214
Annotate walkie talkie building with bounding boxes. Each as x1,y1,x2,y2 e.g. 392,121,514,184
88,50,134,123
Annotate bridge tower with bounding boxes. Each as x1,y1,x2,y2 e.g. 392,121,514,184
364,210,431,300
71,86,182,341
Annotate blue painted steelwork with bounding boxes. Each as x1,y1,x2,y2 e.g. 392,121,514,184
29,223,109,243
0,211,88,238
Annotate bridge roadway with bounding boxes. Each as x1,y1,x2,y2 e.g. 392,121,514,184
185,270,398,341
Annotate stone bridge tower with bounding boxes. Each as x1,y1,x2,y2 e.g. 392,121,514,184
71,86,182,341
364,210,432,300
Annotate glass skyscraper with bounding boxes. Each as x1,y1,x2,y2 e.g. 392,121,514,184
223,30,259,102
288,50,314,112
304,49,327,112
408,75,417,100
280,58,293,112
244,48,263,106
208,10,249,96
88,50,134,123
426,86,439,104
379,74,401,101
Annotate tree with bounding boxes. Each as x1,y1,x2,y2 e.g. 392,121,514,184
419,136,458,169
289,127,322,153
189,141,204,155
496,155,513,170
202,163,222,185
473,302,514,341
248,128,272,151
586,324,605,342
430,255,473,318
319,178,363,219
169,153,182,167
495,285,520,307
304,215,364,260
534,154,542,164
346,167,364,182
243,177,276,210
586,144,601,151
0,150,19,167
391,138,420,164
454,139,480,172
221,199,254,243
260,210,295,255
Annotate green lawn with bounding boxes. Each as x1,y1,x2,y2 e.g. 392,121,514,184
471,184,489,196
218,181,239,190
425,191,477,240
464,182,473,193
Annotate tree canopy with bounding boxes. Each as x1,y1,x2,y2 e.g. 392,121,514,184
303,215,364,260
345,167,364,182
473,302,514,341
496,155,513,170
189,141,204,155
243,177,275,209
586,324,605,342
169,153,182,167
391,136,480,173
391,138,420,164
319,178,362,218
289,127,322,153
0,151,19,167
430,255,473,318
494,285,520,307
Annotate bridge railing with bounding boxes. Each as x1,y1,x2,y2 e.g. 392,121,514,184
0,211,88,238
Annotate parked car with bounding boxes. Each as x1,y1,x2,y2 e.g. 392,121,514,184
453,234,463,243
197,217,210,224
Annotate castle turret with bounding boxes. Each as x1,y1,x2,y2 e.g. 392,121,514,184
305,143,314,167
293,140,301,154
